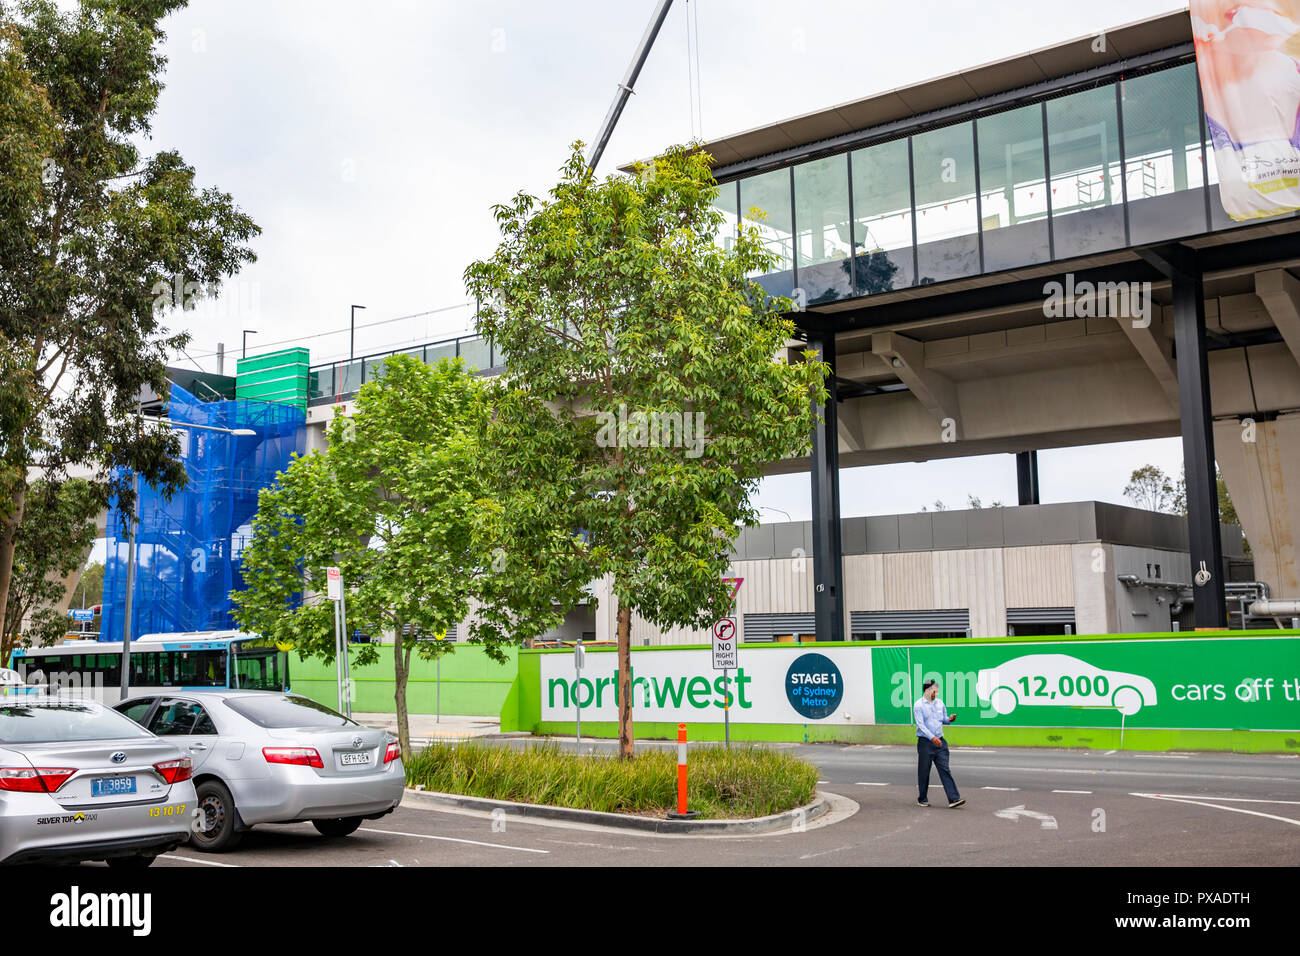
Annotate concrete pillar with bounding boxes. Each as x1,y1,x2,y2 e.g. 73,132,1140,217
1213,414,1300,597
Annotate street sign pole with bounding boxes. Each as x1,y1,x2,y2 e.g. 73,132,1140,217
711,617,738,749
723,665,731,748
326,567,346,715
574,640,585,749
339,586,351,718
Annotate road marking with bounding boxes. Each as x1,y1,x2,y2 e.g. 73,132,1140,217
160,853,239,867
982,786,1019,791
1131,793,1300,806
994,805,1057,829
817,779,829,784
855,782,888,786
1129,793,1300,827
1052,789,1093,794
360,826,550,853
1104,750,1116,756
1151,754,1191,759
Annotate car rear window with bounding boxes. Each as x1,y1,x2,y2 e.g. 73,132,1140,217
0,700,155,744
224,695,357,729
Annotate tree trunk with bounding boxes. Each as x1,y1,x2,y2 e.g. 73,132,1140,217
393,632,412,760
617,602,634,759
0,481,29,667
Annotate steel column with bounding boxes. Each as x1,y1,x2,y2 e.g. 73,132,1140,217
808,331,845,641
1171,267,1228,628
1016,451,1040,506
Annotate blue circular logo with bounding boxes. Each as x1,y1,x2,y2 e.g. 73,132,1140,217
785,653,844,720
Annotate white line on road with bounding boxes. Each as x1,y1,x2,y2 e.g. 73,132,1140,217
360,827,550,853
1129,793,1300,827
160,854,239,867
1052,789,1093,794
1104,750,1116,756
982,786,1019,791
1131,794,1300,805
855,782,889,786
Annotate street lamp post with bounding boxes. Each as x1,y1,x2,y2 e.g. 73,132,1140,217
350,305,366,360
242,329,257,359
119,417,257,700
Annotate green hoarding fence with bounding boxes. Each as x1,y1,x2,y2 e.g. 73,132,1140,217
291,644,517,716
500,630,1300,753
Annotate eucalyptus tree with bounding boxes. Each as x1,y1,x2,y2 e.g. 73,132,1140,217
465,144,828,757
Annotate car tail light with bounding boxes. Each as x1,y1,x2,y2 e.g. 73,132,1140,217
0,767,76,792
262,747,323,769
153,757,192,784
383,741,401,764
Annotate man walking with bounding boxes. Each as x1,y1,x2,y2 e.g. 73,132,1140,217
915,678,965,808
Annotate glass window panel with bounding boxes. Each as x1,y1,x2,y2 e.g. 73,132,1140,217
458,337,491,371
308,366,334,402
978,104,1050,271
712,181,738,251
1047,86,1126,259
740,169,796,298
337,361,362,395
912,122,979,283
1122,64,1209,244
794,155,853,304
425,341,457,364
364,355,387,382
850,138,915,294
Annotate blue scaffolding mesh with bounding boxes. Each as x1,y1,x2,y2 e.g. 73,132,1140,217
100,383,306,640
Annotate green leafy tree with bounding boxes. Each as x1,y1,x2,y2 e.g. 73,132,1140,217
1123,464,1178,513
76,560,104,609
0,0,259,646
1,478,100,662
464,144,829,758
232,356,488,758
1171,465,1248,555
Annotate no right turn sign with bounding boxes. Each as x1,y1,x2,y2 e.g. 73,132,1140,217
712,618,738,670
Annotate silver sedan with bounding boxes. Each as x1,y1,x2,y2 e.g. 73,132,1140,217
1,694,197,866
114,689,403,852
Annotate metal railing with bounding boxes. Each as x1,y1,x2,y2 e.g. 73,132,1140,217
307,333,502,406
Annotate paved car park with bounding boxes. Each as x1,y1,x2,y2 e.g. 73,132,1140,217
137,743,1300,867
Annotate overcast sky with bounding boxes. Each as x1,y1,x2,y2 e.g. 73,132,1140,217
133,0,1191,522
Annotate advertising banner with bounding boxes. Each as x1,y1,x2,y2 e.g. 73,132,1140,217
539,645,876,725
1191,0,1300,220
871,636,1300,731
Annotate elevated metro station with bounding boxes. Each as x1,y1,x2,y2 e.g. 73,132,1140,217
85,10,1299,648
683,9,1300,639
305,10,1300,644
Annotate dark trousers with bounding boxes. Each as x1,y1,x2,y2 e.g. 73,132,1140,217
917,737,960,803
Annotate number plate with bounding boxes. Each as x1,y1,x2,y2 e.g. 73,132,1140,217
91,776,137,797
340,752,371,766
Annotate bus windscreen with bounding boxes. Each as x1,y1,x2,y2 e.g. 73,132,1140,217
231,639,290,691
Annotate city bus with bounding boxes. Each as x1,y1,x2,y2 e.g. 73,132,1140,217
7,630,290,704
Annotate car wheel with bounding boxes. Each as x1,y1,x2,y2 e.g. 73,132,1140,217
989,686,1018,716
1112,686,1143,717
191,779,243,852
106,854,156,869
312,816,363,838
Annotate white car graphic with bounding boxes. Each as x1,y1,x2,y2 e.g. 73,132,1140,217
975,654,1158,717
